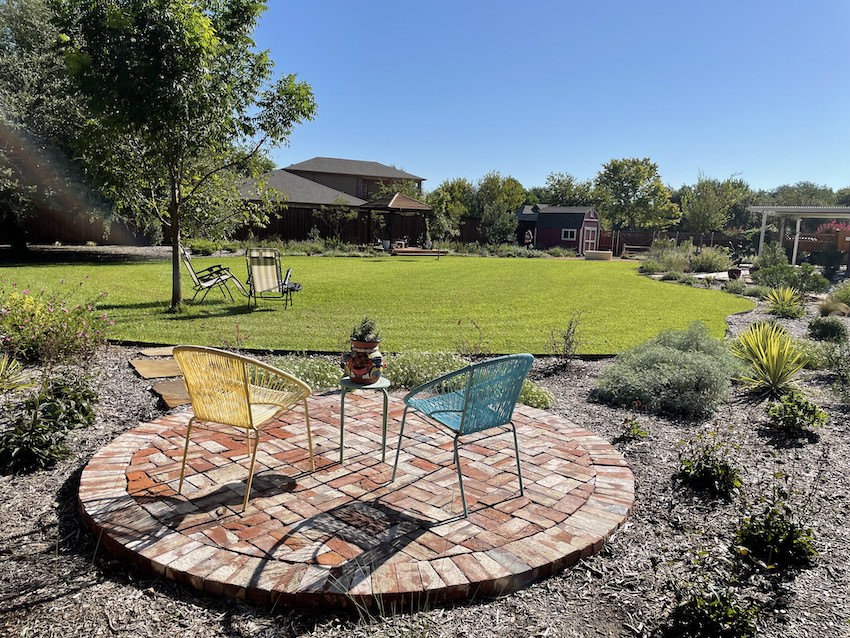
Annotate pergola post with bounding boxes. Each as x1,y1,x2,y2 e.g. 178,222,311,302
791,217,802,265
758,210,769,256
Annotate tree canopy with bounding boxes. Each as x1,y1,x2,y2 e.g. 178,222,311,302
474,171,524,244
541,172,597,207
57,0,316,308
594,157,680,230
680,173,748,239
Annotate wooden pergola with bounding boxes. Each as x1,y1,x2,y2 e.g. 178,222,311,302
749,205,850,265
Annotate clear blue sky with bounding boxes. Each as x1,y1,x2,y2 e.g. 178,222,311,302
254,1,850,192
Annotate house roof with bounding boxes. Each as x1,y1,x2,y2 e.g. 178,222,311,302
284,157,424,181
515,204,595,222
240,170,366,206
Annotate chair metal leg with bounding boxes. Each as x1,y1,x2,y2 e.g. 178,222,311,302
303,399,315,471
339,388,347,463
242,428,261,512
510,421,524,494
391,406,409,481
177,419,195,495
453,436,468,517
380,387,389,463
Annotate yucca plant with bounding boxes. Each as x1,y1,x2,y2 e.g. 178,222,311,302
732,322,806,398
765,286,804,318
0,355,33,394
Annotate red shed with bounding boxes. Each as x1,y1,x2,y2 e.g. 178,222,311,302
515,205,600,254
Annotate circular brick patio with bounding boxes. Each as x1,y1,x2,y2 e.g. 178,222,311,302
78,391,634,609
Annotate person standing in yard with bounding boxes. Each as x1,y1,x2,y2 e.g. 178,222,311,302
524,229,533,250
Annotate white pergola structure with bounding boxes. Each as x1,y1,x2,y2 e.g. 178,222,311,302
749,205,850,265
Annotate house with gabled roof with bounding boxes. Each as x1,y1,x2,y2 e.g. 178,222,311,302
284,157,424,200
516,204,600,254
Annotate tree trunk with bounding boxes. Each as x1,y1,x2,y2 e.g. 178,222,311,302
169,177,182,310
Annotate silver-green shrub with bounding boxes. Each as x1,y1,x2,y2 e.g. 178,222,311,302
593,322,737,417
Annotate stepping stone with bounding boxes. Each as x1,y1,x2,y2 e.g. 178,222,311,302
129,358,182,379
151,379,190,408
138,346,175,357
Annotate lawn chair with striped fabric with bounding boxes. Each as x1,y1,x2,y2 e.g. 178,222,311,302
245,248,301,308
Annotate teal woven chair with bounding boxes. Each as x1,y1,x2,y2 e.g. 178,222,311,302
391,354,534,517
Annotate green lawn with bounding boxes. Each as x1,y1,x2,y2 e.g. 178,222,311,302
2,255,754,354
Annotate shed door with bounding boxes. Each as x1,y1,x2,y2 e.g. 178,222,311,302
583,227,597,252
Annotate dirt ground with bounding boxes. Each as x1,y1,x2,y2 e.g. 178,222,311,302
1,251,849,637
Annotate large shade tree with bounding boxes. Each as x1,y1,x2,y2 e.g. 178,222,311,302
680,173,749,243
541,172,597,207
474,171,524,244
57,0,316,309
594,157,680,230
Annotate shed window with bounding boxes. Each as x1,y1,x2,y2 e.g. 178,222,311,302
561,229,577,241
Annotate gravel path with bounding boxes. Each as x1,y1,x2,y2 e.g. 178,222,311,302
1,255,849,636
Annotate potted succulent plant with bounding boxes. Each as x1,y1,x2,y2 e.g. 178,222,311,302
343,316,385,384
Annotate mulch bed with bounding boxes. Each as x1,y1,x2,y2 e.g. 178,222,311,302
2,291,850,636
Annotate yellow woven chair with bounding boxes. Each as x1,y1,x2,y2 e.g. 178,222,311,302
173,346,315,512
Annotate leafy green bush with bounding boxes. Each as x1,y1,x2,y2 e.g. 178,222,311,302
831,279,850,306
742,285,769,298
764,286,805,319
387,351,467,389
664,588,757,638
0,411,70,473
25,374,98,431
185,238,219,255
689,247,733,273
660,271,682,281
766,392,827,435
732,322,806,398
594,323,737,417
733,501,817,571
638,258,664,275
273,355,342,391
753,241,788,269
519,379,555,409
0,284,112,364
796,263,830,293
724,279,746,295
797,339,836,370
751,264,799,289
677,273,699,286
808,316,848,342
676,433,742,498
620,416,649,441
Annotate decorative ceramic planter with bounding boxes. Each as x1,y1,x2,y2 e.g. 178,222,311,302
344,340,384,385
727,268,742,280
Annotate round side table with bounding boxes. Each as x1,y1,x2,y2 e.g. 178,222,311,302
339,376,391,463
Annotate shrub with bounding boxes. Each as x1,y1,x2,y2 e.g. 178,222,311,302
185,238,219,255
519,379,555,409
594,323,737,417
689,247,733,273
638,258,665,275
831,280,850,306
796,263,830,293
661,253,692,273
0,284,112,364
764,286,804,319
675,433,742,498
733,501,817,571
546,313,581,365
664,588,758,638
817,299,850,316
620,416,649,441
273,355,341,391
742,285,769,299
807,316,848,342
387,351,467,390
546,247,576,258
660,271,682,281
724,279,746,295
0,410,70,473
765,392,827,435
732,322,806,398
25,374,98,431
753,241,788,269
751,263,799,289
832,343,850,406
797,339,836,370
677,273,699,286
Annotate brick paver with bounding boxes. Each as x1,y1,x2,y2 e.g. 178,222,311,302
78,391,634,610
